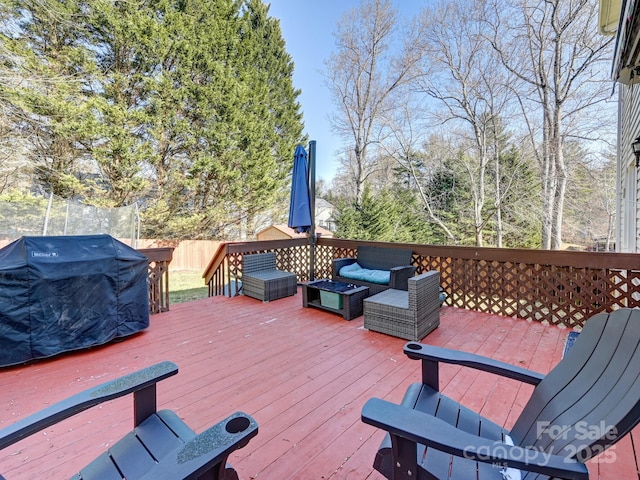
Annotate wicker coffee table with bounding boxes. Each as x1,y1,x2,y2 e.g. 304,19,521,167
302,280,369,320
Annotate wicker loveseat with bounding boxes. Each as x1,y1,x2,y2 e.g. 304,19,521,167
331,245,416,295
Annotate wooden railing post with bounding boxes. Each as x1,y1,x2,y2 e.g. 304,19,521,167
138,247,174,314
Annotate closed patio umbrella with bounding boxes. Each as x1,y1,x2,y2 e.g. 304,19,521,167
288,144,312,233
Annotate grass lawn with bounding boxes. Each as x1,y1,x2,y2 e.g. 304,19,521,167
169,270,209,304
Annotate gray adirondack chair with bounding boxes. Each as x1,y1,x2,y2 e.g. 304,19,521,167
0,362,257,480
362,308,640,480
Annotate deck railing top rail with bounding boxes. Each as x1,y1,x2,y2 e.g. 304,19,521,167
317,237,640,269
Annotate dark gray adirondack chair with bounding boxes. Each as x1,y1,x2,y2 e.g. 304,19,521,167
0,361,258,480
362,308,640,480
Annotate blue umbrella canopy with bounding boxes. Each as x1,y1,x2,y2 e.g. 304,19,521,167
288,145,312,233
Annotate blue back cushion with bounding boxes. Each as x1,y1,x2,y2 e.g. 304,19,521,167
339,262,391,285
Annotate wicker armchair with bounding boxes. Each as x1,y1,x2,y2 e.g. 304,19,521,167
242,252,297,302
363,271,440,341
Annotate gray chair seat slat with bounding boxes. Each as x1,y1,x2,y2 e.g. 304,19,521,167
76,452,123,480
477,417,510,480
430,388,508,480
156,410,198,442
108,431,158,478
137,411,258,480
428,395,462,480
457,407,481,435
134,412,187,461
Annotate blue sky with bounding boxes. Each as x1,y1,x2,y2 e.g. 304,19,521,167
266,0,428,180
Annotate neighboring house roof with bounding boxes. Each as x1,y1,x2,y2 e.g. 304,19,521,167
315,198,334,209
315,198,336,226
256,224,334,240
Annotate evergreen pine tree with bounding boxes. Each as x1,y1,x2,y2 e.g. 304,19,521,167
0,0,304,238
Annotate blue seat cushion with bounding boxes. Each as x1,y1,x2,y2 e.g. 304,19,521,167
339,262,390,285
439,291,447,305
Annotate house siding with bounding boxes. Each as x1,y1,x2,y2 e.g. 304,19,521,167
618,82,640,252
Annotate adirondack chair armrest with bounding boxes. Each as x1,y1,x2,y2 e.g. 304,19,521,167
0,361,178,450
362,398,590,480
403,342,544,390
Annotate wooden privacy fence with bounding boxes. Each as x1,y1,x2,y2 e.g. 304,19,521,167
137,239,221,271
203,237,640,329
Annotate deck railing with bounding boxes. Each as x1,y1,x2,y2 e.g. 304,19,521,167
203,238,640,328
139,247,174,314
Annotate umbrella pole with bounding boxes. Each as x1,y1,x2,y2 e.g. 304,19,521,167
309,140,316,281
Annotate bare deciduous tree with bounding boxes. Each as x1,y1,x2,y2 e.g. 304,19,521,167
415,0,526,247
325,0,420,203
483,0,615,249
563,148,617,248
380,97,458,243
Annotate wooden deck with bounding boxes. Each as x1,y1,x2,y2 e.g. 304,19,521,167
1,290,639,479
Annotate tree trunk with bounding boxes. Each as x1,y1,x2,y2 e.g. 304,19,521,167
494,143,503,248
551,128,567,250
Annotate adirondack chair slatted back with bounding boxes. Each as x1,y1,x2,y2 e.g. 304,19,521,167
510,308,640,463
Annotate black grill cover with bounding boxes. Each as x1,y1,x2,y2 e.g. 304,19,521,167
0,235,149,367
